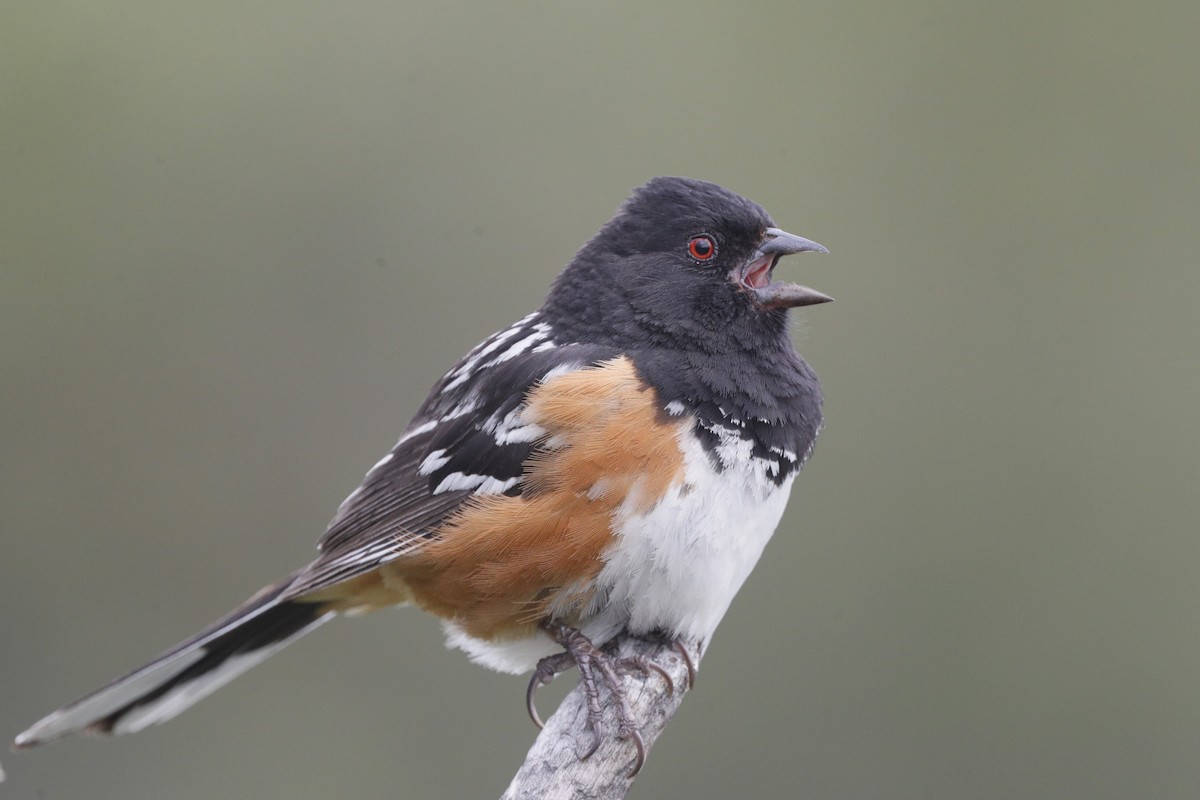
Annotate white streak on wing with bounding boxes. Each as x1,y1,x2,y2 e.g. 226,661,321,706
441,314,539,393
477,361,581,447
338,422,436,513
536,361,583,385
532,341,556,354
433,472,519,495
496,422,545,445
418,449,451,476
485,407,546,445
339,420,441,513
395,419,437,448
477,475,520,494
433,472,484,493
664,401,686,416
465,314,536,366
321,535,421,571
441,372,473,394
482,326,548,368
440,398,479,422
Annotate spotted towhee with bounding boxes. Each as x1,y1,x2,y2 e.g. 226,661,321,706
15,177,831,774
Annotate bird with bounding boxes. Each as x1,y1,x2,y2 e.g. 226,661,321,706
13,176,831,776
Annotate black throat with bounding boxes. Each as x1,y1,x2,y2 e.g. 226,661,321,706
630,338,823,486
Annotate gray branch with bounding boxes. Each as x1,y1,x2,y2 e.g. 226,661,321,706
500,637,701,800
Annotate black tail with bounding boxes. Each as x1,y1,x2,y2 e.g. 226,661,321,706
15,577,332,748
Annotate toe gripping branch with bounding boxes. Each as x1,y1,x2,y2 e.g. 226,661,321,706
526,624,696,778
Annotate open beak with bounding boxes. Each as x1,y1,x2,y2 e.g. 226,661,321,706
736,227,832,309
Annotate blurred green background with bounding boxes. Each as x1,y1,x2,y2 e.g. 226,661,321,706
4,1,1199,798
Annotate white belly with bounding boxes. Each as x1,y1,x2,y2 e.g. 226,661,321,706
443,426,795,674
587,430,794,645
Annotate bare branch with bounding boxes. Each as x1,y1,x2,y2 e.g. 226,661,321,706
501,637,701,800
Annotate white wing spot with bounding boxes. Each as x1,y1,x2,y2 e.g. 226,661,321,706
469,314,537,365
482,326,548,368
418,448,451,476
395,419,437,448
441,317,536,393
440,398,479,422
537,361,584,386
433,472,520,495
485,407,547,445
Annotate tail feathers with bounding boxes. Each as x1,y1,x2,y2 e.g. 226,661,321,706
14,577,333,748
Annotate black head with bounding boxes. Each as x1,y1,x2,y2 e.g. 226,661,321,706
542,177,829,351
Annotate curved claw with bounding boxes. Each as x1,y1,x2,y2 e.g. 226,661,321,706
526,650,578,730
526,673,546,730
673,640,697,690
618,654,675,697
580,729,602,761
646,661,674,697
624,728,647,778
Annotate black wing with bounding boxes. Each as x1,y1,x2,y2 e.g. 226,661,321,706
285,313,617,598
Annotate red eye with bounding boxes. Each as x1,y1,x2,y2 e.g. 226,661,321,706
687,235,717,262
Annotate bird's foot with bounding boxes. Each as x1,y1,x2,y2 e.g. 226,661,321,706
525,623,676,777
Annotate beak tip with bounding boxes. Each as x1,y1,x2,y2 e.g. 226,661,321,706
762,227,830,257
